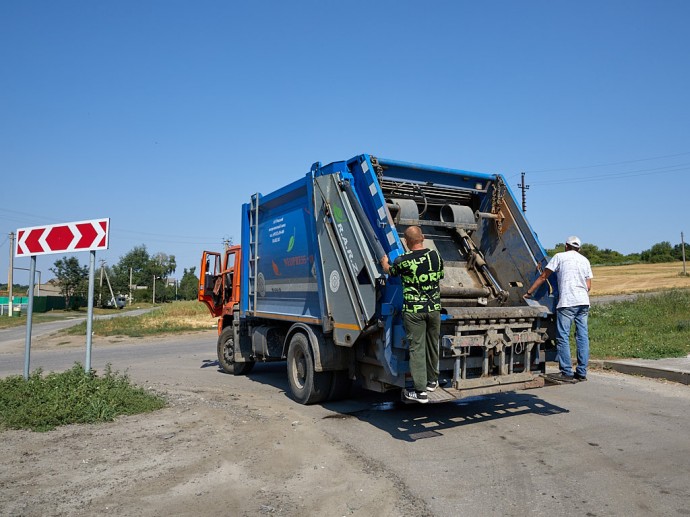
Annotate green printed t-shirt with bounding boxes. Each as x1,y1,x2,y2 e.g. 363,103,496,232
388,248,444,313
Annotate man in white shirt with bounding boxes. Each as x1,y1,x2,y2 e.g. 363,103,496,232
523,236,593,382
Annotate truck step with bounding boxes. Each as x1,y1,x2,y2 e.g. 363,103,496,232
400,388,456,404
400,375,545,404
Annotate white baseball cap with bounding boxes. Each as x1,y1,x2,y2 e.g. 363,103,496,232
566,236,581,248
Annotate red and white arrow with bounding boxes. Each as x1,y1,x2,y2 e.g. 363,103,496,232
16,218,110,257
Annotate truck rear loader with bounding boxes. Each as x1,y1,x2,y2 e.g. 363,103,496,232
199,154,555,404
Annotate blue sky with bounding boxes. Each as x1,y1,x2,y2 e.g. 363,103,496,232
2,1,689,285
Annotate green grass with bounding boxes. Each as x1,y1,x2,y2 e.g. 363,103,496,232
0,363,166,432
65,300,214,337
589,289,690,359
0,304,155,330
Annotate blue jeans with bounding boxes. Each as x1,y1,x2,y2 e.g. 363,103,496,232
556,305,590,376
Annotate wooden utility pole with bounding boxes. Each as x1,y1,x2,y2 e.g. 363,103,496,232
518,172,529,212
99,259,105,306
682,232,687,276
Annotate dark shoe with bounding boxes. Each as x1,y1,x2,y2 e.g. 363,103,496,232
403,389,429,404
574,373,587,381
426,381,438,392
550,373,578,383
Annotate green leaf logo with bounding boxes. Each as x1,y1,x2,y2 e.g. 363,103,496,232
332,204,344,224
287,227,296,252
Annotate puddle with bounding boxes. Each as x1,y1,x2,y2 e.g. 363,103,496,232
370,401,397,411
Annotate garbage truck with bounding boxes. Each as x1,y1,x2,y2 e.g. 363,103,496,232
199,154,555,404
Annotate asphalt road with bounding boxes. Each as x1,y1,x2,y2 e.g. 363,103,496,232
0,308,154,351
1,330,688,516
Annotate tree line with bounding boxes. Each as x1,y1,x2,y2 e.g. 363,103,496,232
546,240,687,266
48,245,200,308
4,239,686,306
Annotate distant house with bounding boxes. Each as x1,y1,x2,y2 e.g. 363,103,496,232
34,279,62,297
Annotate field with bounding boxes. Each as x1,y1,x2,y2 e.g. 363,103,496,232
592,262,690,296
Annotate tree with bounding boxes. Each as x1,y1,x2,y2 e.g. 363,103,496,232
50,256,88,309
110,245,152,295
641,241,675,263
546,242,636,265
151,252,176,278
110,245,179,303
178,267,199,301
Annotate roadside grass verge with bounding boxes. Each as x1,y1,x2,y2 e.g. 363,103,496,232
0,363,166,432
0,304,156,330
65,300,215,337
589,289,690,359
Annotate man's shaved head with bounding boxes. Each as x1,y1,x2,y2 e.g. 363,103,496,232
404,226,424,247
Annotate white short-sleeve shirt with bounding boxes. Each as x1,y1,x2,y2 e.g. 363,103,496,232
545,250,593,308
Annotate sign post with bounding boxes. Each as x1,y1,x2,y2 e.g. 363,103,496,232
85,250,96,373
23,256,36,379
15,218,110,378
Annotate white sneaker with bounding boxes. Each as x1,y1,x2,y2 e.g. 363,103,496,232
403,389,429,404
426,381,438,392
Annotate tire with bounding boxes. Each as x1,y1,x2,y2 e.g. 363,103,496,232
217,326,254,375
328,370,352,401
287,333,332,404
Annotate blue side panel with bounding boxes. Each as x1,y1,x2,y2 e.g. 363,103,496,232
244,174,323,319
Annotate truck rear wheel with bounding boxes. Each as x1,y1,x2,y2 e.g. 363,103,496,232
217,327,254,375
287,333,332,404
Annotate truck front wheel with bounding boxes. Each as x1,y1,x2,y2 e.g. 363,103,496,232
287,333,332,404
217,327,254,375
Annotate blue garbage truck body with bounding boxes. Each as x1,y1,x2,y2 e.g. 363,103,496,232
199,154,554,404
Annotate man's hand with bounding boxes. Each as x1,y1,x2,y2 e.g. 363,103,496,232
380,255,390,274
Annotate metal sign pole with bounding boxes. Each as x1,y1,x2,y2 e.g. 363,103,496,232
23,256,36,379
85,250,96,373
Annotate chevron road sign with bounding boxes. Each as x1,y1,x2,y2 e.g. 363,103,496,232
14,217,110,379
15,218,110,257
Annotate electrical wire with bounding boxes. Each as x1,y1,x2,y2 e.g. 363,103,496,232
525,150,690,174
530,163,690,186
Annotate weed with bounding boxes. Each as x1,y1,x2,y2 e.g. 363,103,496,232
588,290,690,359
0,363,166,432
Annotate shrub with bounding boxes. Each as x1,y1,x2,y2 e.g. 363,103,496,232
0,364,166,432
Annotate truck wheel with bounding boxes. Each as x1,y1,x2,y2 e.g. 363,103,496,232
287,333,332,404
217,327,254,375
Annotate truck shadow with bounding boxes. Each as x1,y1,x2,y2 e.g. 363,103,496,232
327,391,569,442
221,361,569,443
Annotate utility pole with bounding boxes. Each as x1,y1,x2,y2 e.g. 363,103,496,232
518,172,529,212
99,259,105,307
8,232,15,317
129,268,133,306
682,232,687,276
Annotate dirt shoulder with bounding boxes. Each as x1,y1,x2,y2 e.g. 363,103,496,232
0,333,429,517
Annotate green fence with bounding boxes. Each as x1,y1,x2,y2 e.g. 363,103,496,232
1,296,67,313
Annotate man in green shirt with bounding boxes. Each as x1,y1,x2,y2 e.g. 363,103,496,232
381,226,445,403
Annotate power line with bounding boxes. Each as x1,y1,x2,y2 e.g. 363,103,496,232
530,163,689,186
525,150,690,174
